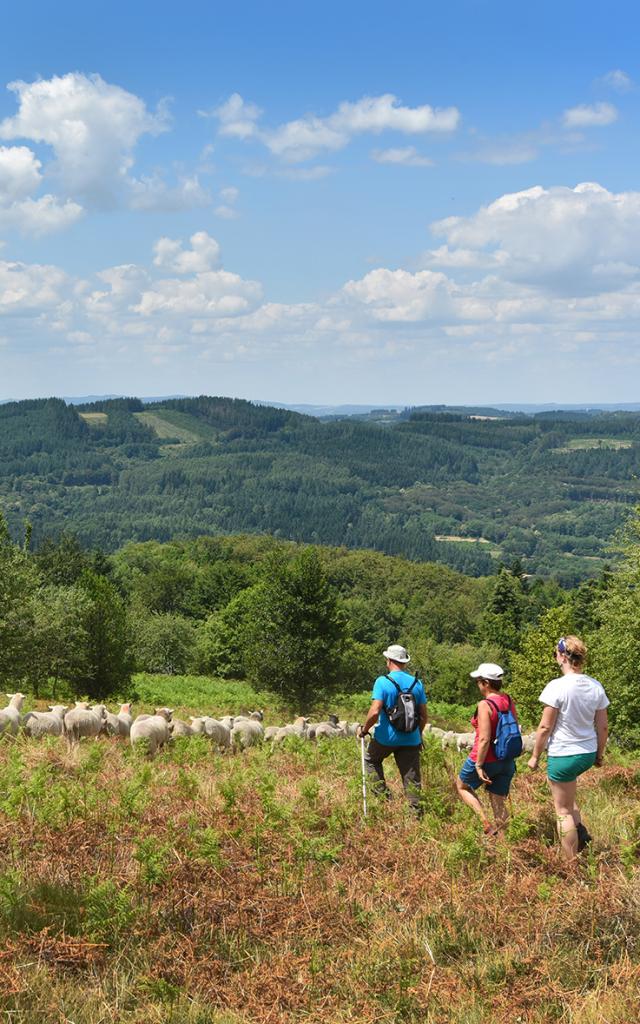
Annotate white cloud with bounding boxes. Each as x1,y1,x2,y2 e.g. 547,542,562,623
213,92,459,163
153,232,221,274
0,195,83,235
0,259,69,313
429,182,640,294
0,145,42,199
129,174,211,211
214,205,238,219
599,69,633,93
372,146,433,167
209,93,262,139
0,73,170,206
134,269,262,317
219,186,239,203
562,102,618,128
342,268,454,322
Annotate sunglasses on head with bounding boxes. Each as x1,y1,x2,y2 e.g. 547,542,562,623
556,637,567,654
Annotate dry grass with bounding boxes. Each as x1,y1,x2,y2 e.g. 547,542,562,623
0,734,639,1023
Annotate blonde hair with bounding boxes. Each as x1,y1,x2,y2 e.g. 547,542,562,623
557,635,587,668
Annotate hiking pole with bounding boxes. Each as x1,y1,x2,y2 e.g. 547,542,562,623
360,735,368,818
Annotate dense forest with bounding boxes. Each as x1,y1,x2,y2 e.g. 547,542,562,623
1,395,639,582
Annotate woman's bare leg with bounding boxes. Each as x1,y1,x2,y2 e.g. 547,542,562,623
549,779,579,860
455,776,492,828
488,792,509,830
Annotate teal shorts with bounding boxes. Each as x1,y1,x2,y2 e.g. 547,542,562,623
547,752,596,783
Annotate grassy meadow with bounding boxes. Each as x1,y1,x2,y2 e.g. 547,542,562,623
1,678,640,1023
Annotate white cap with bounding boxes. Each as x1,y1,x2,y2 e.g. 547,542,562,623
470,662,504,681
383,644,410,664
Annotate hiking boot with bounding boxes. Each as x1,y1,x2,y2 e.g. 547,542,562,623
576,822,592,852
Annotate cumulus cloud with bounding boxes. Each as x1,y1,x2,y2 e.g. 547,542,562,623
0,259,69,313
0,73,170,207
429,182,640,293
129,174,211,211
598,69,633,93
372,146,433,167
153,232,221,274
343,268,454,321
209,93,262,139
213,92,459,163
134,269,262,317
562,102,618,128
0,195,83,235
0,145,42,199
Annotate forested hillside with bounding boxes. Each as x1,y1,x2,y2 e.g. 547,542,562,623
2,396,639,582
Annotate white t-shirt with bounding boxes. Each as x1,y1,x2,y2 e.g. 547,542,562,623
539,672,610,756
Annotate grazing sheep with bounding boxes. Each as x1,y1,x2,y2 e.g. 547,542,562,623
0,693,26,737
456,732,475,752
314,721,344,740
231,718,264,749
440,731,457,750
426,725,446,739
130,708,173,756
63,704,109,746
263,725,280,741
190,716,232,751
169,718,196,738
521,733,536,753
105,703,133,738
22,705,68,738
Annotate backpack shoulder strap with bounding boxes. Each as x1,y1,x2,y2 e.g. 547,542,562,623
384,675,402,693
483,695,502,715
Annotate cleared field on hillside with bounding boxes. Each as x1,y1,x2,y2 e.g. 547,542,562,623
79,412,108,426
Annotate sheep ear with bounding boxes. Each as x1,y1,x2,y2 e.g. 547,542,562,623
168,708,174,715
48,705,54,711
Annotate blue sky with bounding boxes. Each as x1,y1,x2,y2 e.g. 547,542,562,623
1,0,639,404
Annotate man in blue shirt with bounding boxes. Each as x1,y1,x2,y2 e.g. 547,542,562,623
357,644,428,814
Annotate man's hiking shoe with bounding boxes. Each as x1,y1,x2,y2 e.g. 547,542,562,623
482,822,499,838
577,822,592,852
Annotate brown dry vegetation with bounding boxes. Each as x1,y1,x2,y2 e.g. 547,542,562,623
1,733,639,1024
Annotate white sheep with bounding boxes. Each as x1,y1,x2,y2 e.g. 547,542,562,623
190,716,232,751
130,708,173,756
63,704,109,746
105,702,133,738
219,715,235,730
314,721,344,740
521,733,536,753
0,693,26,737
440,731,457,750
231,718,264,749
22,705,68,738
169,718,196,738
456,732,475,752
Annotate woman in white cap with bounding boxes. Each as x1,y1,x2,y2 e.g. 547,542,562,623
357,644,428,814
455,662,518,836
528,636,609,860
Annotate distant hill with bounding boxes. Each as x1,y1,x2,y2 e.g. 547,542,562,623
1,394,639,583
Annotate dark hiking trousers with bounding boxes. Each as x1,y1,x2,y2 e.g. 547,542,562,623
364,737,422,812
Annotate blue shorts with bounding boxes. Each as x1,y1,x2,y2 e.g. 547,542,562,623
459,757,516,797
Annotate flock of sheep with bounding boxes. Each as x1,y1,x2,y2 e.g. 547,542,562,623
0,692,536,755
0,693,361,755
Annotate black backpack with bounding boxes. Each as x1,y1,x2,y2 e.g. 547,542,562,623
385,675,421,733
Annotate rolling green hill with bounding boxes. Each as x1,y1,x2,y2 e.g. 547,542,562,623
1,395,639,582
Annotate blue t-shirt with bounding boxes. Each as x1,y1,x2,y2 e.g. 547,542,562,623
372,670,427,747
